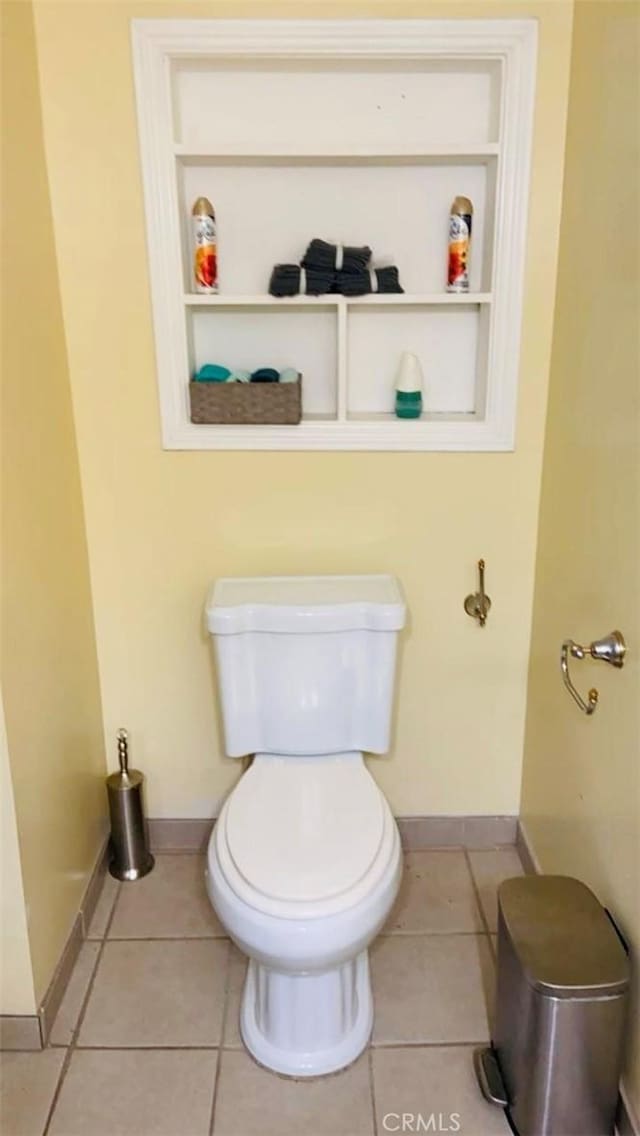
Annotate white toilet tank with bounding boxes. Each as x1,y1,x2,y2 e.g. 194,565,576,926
206,575,406,758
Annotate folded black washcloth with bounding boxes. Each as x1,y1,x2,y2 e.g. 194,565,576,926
336,266,404,296
269,264,335,297
301,239,371,275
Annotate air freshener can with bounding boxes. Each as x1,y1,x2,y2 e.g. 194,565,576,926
192,197,218,293
447,196,473,293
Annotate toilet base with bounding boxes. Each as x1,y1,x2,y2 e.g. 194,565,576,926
240,950,373,1078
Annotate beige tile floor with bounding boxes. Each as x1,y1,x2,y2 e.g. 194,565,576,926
0,846,524,1136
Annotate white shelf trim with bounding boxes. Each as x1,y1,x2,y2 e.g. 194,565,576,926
183,293,493,308
174,143,501,162
162,417,510,454
132,17,538,58
184,294,341,308
343,293,492,307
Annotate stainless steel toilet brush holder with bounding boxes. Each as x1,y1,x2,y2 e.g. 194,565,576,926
107,729,154,881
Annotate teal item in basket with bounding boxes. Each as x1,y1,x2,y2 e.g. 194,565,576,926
395,389,422,419
226,370,251,383
251,367,280,383
195,364,231,383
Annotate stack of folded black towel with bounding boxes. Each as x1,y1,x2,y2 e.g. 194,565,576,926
269,238,404,298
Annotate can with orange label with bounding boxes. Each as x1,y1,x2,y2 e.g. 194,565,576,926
447,196,473,293
192,197,218,293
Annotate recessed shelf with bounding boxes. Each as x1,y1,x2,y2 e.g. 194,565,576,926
342,292,492,307
183,294,341,308
183,293,493,307
346,411,478,422
174,143,501,165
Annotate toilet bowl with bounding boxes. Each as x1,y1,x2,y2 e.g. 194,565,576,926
205,575,406,1077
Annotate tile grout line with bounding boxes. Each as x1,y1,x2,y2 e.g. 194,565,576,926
81,929,493,944
370,1039,492,1050
466,854,500,1045
463,848,495,957
103,934,230,942
42,877,122,1136
49,1044,222,1052
45,1038,494,1053
462,848,498,1039
63,928,498,946
208,941,233,1136
368,1046,379,1136
378,929,492,939
209,1048,226,1136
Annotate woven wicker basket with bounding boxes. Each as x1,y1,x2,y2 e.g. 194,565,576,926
189,376,302,425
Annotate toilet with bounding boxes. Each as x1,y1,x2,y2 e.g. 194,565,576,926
205,574,405,1077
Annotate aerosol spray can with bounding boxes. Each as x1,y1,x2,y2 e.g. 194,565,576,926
192,197,218,293
447,196,473,293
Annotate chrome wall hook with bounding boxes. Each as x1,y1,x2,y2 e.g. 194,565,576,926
464,559,491,627
560,631,626,715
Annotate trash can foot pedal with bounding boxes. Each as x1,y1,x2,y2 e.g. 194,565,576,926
474,1047,509,1108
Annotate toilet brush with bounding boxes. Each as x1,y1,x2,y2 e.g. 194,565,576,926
106,730,155,881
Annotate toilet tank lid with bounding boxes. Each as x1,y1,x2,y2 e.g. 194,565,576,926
206,574,406,634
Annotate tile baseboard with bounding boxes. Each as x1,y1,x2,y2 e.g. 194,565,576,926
147,815,518,854
515,818,542,875
37,915,84,1046
399,815,518,849
0,835,109,1051
148,817,213,853
79,835,112,937
38,835,111,1046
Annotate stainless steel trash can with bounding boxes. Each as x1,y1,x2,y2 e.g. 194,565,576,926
476,875,629,1136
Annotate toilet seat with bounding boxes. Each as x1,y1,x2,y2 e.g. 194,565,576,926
215,754,396,920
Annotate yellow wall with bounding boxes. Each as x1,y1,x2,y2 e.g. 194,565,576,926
520,0,640,1118
1,0,107,1003
0,699,36,1016
31,0,573,821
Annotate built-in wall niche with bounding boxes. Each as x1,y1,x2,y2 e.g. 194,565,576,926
133,19,537,450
